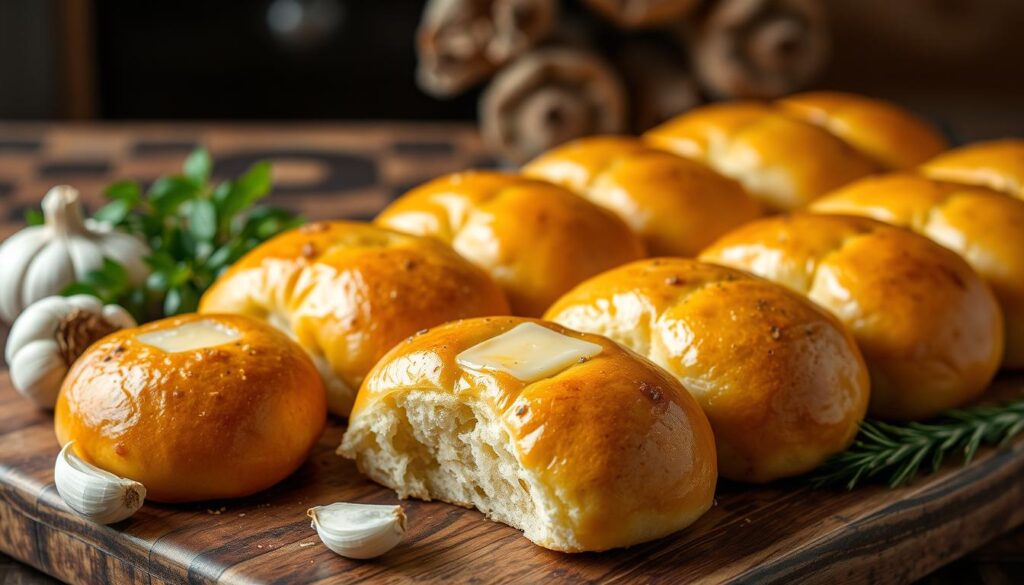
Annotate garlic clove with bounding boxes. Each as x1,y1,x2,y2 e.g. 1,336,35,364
9,339,66,407
307,502,407,559
54,442,146,524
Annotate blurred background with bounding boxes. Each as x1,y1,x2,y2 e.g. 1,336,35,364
2,0,1023,151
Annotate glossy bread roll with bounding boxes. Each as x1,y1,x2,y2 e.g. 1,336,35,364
55,314,326,502
701,214,1003,421
921,139,1024,199
545,258,870,482
376,171,645,317
645,102,878,211
522,136,763,256
340,317,717,552
199,221,510,416
812,173,1024,369
777,91,949,170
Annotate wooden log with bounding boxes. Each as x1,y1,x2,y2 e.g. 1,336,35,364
615,37,702,131
689,0,830,99
416,0,558,98
480,46,627,163
582,0,700,30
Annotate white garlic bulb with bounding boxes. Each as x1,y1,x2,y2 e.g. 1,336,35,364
54,442,146,524
6,295,135,408
308,502,407,559
0,185,149,323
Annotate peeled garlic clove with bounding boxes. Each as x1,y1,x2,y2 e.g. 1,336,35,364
54,442,146,524
308,502,407,559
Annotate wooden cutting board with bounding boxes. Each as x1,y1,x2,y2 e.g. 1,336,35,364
2,370,1023,585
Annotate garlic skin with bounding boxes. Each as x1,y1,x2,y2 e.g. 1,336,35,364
54,442,146,524
6,295,135,408
308,502,407,559
0,185,149,323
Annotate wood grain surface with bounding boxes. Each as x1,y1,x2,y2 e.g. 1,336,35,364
1,372,1023,585
1,123,1024,584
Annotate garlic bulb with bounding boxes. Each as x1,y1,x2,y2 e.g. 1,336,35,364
308,502,407,559
0,185,149,323
54,442,146,524
6,295,135,408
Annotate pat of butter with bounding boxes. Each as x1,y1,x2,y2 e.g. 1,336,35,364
456,322,602,383
136,320,241,353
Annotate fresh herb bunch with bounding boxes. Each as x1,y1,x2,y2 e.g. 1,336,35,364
811,398,1024,490
57,148,303,321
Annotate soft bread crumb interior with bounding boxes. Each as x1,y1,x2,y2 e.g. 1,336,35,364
341,392,577,550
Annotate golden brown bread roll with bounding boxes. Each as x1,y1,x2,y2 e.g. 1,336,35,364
644,102,879,211
375,171,645,317
522,136,763,256
55,314,326,502
340,316,717,552
921,139,1024,199
700,214,1004,421
812,173,1024,369
544,258,869,482
199,221,510,416
777,91,949,170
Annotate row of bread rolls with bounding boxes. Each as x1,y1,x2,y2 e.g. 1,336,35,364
51,92,1023,553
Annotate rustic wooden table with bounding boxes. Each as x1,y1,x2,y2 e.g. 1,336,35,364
0,123,1021,584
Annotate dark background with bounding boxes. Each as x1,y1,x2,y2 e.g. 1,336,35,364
1,0,1023,139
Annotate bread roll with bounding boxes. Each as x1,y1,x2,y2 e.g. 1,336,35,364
199,221,510,416
644,102,878,211
777,91,949,169
921,139,1024,199
55,314,326,502
522,136,763,256
545,258,869,482
812,173,1024,369
700,214,1003,421
339,317,717,552
376,171,645,317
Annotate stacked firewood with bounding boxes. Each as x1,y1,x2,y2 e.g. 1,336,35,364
416,0,830,162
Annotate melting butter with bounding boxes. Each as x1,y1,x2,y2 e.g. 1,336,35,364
456,322,602,383
136,320,241,353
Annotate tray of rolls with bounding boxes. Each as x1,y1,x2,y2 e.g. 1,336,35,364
1,91,1023,584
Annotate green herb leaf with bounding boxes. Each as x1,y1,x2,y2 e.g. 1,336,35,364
811,399,1024,490
189,199,218,242
24,208,44,226
148,176,199,216
105,180,142,203
93,198,134,225
183,148,212,186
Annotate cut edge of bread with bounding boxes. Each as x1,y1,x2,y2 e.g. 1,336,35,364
338,391,581,552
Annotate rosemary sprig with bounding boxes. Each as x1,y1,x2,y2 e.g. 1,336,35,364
811,398,1024,490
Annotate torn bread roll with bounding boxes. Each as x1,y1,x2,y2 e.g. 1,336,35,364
645,91,947,210
811,173,1024,369
339,317,717,552
199,221,510,416
545,258,869,482
376,171,645,317
523,136,762,256
700,214,1003,421
921,139,1024,200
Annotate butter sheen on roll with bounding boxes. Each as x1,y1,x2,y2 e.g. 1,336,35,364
545,258,870,482
55,314,326,503
523,135,763,256
199,221,510,416
701,214,1003,421
812,173,1024,369
376,171,645,317
340,316,717,552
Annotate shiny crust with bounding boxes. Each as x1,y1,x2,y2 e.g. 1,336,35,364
523,136,763,256
778,91,949,169
54,314,327,503
812,173,1024,369
921,139,1024,199
544,259,869,482
375,171,645,317
644,102,878,211
700,214,1004,420
198,221,510,415
346,316,717,552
